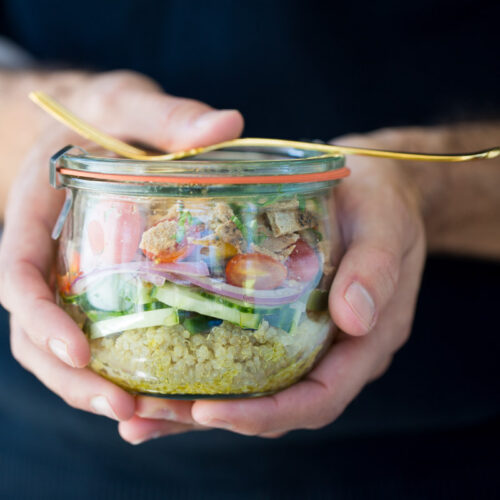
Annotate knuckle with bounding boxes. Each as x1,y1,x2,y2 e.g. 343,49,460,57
164,98,207,123
304,416,331,431
370,246,400,299
157,98,210,148
373,355,393,380
9,325,32,373
238,419,270,437
9,329,23,365
96,70,157,93
260,431,286,439
0,268,5,309
62,392,83,411
0,264,16,312
51,377,83,410
83,70,160,120
304,401,346,430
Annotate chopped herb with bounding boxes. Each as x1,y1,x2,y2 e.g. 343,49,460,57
253,233,268,245
312,229,323,241
175,210,192,243
231,214,248,240
231,215,244,232
298,196,306,212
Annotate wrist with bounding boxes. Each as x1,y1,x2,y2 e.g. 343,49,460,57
359,127,450,252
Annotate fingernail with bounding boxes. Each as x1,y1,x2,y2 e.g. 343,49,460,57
203,418,233,430
194,110,234,129
48,339,75,367
147,408,176,420
90,395,119,420
344,281,376,331
130,431,162,446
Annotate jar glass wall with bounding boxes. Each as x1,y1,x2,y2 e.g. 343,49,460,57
54,147,347,398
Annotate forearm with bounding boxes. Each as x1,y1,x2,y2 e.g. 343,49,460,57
0,70,88,217
398,123,500,259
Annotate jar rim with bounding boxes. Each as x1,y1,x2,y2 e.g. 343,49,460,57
52,145,349,187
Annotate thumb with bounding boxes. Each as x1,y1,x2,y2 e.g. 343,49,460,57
77,74,244,152
329,188,410,336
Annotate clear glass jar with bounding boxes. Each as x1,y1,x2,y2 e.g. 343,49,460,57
52,145,349,398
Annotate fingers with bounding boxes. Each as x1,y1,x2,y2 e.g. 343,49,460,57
329,239,401,336
0,132,91,367
114,91,244,151
190,334,378,436
188,211,425,437
119,415,208,445
73,70,245,152
328,172,420,336
135,395,195,424
10,320,135,420
2,258,90,366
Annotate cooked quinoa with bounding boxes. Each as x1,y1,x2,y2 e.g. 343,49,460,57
89,315,333,396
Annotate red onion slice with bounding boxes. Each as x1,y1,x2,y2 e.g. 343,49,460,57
177,274,309,305
70,261,206,295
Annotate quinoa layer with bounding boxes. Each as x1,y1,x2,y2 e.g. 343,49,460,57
89,316,332,396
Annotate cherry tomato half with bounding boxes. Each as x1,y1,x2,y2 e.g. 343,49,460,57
143,242,191,263
226,253,287,290
57,250,82,295
286,239,320,282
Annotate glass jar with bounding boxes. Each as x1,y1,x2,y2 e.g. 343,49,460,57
51,145,349,398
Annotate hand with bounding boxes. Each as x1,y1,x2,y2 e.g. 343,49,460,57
119,128,427,443
0,70,243,423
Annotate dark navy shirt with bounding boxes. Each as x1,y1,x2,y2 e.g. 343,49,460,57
0,1,499,498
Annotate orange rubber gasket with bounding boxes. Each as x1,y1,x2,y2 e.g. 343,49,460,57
57,166,350,185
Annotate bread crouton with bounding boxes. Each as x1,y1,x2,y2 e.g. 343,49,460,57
209,202,245,251
265,209,317,236
251,233,299,261
139,219,178,255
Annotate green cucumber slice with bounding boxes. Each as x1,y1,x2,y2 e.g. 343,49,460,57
154,283,262,329
89,307,179,339
78,275,155,313
85,300,166,323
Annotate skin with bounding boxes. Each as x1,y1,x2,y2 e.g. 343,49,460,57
0,70,499,443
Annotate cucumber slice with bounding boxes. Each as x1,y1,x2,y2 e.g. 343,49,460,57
85,300,166,323
154,282,262,329
85,274,128,311
288,300,306,335
265,299,305,334
89,307,179,339
81,275,154,313
181,313,223,335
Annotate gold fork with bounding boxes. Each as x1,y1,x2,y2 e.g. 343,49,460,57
29,90,500,163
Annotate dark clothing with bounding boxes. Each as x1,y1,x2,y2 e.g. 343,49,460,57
1,258,499,499
0,1,499,498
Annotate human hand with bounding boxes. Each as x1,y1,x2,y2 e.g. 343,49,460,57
0,70,243,422
119,128,427,442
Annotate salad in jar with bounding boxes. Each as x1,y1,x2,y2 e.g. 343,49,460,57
54,147,346,398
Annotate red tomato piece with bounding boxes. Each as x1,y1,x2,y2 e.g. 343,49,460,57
286,239,320,282
226,253,287,290
58,250,82,295
143,243,190,263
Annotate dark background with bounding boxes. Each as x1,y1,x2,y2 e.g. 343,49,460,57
0,1,499,498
